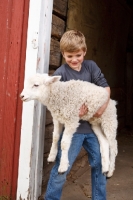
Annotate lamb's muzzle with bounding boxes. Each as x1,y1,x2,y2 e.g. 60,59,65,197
20,93,29,102
20,94,24,99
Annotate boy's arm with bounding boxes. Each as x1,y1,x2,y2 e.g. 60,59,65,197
91,61,110,117
79,62,110,117
93,87,110,117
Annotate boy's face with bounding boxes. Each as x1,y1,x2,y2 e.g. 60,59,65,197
62,50,86,71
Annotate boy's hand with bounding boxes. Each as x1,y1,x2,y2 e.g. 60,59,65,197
93,104,106,118
79,104,88,117
93,87,110,118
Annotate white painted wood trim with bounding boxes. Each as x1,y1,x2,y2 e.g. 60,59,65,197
17,0,53,199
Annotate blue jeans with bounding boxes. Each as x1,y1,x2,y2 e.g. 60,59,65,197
44,133,107,200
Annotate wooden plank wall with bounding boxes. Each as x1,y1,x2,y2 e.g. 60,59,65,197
41,0,68,196
66,0,131,131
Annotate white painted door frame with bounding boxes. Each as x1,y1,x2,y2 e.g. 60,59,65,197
17,0,53,199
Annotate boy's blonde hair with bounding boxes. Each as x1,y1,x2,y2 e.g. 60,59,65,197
60,30,87,53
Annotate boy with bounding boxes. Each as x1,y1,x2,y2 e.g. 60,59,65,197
44,30,110,200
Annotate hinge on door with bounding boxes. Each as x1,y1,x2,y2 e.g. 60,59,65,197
32,31,39,49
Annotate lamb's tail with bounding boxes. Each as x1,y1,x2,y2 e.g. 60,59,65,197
115,100,118,106
111,99,118,106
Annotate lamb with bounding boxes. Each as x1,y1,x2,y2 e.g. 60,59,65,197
20,73,118,178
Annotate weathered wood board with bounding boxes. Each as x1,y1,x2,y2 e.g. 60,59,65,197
50,38,61,68
52,14,66,39
53,0,68,18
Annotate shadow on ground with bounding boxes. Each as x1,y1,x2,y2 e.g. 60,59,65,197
61,129,133,200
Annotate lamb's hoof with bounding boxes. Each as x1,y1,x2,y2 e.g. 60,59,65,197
102,164,109,175
103,170,113,179
47,159,55,163
106,176,112,180
58,164,69,174
47,154,56,163
103,172,112,179
58,168,67,174
106,171,114,178
58,171,65,175
103,171,109,177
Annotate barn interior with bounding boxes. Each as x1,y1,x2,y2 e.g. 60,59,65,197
40,0,133,199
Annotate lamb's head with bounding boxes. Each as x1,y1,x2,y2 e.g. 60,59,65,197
20,73,61,103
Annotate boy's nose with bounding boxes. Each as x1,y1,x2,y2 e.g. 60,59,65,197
72,57,77,62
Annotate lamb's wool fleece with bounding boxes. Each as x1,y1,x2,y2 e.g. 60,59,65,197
47,80,109,122
20,73,118,177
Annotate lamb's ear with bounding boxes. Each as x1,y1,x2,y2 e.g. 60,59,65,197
44,76,61,85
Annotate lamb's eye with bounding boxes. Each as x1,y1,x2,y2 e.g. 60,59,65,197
34,84,39,87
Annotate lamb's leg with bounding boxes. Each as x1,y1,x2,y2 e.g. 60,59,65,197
101,120,118,178
58,121,79,174
91,124,110,174
47,119,63,163
106,139,118,178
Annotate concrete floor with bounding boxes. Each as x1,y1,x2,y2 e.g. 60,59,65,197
41,129,133,200
61,129,133,200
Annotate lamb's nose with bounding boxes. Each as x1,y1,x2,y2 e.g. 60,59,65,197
20,94,24,99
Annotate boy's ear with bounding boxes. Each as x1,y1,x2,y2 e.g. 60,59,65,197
62,52,65,58
84,51,86,56
44,76,61,85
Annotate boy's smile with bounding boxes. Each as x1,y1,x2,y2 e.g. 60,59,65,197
63,50,86,71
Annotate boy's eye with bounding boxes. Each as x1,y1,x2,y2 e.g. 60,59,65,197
77,54,81,57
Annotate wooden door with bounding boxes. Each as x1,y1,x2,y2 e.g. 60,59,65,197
0,0,29,199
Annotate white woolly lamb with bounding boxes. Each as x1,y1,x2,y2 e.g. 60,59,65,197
20,73,118,178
